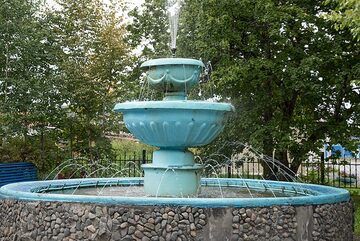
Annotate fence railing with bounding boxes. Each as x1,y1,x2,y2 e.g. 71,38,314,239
298,156,359,188
106,150,360,189
104,150,152,177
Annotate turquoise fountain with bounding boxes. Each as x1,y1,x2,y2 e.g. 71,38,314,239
0,57,352,241
114,58,234,197
0,0,353,238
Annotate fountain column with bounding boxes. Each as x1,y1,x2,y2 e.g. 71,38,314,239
142,149,203,196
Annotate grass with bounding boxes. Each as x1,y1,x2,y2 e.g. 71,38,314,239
112,139,155,158
353,193,360,236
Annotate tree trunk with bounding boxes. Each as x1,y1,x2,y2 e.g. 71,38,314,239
262,136,278,180
40,127,45,163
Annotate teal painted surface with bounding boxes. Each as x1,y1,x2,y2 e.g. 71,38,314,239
114,100,233,196
114,100,234,111
140,58,205,68
140,58,204,95
0,178,350,208
152,150,194,166
114,58,234,196
142,150,203,196
114,101,234,149
142,165,202,196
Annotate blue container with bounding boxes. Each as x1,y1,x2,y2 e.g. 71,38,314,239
141,58,205,99
114,101,234,149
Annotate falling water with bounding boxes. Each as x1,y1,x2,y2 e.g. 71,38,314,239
41,141,316,198
167,0,182,54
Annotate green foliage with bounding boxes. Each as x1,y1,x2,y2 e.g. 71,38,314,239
127,0,169,58
0,0,66,174
0,136,66,178
325,0,360,41
0,0,134,176
130,0,360,178
352,194,360,235
112,140,155,158
49,0,132,159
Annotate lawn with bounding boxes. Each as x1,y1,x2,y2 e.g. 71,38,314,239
353,194,360,238
112,139,155,157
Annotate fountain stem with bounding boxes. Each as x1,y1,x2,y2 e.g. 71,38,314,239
171,47,177,57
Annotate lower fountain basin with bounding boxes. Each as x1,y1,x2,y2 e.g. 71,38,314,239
0,178,350,206
0,178,352,241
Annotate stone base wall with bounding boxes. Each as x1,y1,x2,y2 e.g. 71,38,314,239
0,199,353,241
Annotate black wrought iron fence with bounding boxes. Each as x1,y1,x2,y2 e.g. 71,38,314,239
298,155,359,188
104,150,152,177
108,150,360,189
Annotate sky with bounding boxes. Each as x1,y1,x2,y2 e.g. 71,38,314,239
46,0,145,13
126,0,145,8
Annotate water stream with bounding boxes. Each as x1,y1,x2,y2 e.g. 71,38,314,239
40,142,313,198
167,0,182,53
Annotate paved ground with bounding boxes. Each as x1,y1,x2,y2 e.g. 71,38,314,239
355,235,360,241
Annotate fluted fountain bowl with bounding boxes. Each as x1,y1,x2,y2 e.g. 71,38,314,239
140,58,204,94
114,100,234,149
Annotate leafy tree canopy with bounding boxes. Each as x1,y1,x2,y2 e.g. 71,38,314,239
325,0,360,41
0,0,133,174
129,0,360,178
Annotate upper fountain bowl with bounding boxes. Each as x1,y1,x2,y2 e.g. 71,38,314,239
140,58,204,97
114,100,234,149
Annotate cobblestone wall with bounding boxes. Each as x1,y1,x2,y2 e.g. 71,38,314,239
0,199,353,241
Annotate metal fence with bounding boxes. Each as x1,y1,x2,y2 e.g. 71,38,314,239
110,150,360,189
107,150,152,177
298,156,360,188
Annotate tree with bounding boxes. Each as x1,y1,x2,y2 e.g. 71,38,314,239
129,0,359,179
0,0,133,175
127,0,169,59
0,0,66,173
50,0,131,159
325,0,360,41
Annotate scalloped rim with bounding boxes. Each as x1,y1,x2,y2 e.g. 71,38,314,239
114,101,235,112
140,58,205,68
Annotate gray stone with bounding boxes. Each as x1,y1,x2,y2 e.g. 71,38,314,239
120,222,128,229
134,230,144,238
145,223,155,230
111,232,122,241
86,225,96,233
0,199,354,241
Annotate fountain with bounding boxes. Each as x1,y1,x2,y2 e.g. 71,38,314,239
0,1,353,240
114,58,233,197
0,58,353,241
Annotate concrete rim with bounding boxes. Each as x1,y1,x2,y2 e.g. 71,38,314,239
114,101,235,112
0,178,350,208
140,58,205,68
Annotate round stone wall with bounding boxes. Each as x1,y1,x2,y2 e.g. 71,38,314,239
0,199,353,241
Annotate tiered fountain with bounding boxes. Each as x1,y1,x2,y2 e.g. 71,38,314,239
114,58,234,197
0,57,353,241
0,0,353,239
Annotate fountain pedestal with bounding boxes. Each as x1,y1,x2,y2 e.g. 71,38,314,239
142,149,202,196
